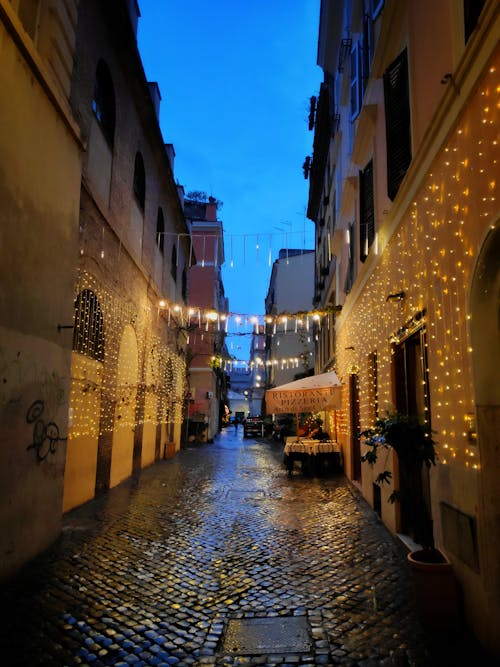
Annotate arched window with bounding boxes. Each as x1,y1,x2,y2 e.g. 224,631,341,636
156,208,165,253
133,152,146,211
181,266,187,301
73,289,105,362
92,60,116,147
171,243,177,282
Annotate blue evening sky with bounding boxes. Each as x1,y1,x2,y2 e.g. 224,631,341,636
137,1,322,358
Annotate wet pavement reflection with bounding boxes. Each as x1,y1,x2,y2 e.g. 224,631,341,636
0,427,489,666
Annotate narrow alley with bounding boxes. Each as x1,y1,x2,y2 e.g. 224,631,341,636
0,429,489,666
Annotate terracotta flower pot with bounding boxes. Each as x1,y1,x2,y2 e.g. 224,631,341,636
407,548,460,631
165,442,176,459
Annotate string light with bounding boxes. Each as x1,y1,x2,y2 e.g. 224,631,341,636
156,301,335,333
334,63,497,474
68,269,187,440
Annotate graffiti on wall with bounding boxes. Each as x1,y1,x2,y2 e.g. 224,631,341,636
0,348,68,461
26,400,67,462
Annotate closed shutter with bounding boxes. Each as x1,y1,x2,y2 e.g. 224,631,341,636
359,160,374,262
384,49,411,201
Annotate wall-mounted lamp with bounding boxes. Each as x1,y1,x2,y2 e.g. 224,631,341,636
386,291,406,302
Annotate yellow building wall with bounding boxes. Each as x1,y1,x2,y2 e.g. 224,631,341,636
335,52,499,651
110,325,138,488
0,4,81,578
63,353,101,511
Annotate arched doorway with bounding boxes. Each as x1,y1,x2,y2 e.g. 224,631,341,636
63,289,104,511
110,324,138,488
469,224,500,644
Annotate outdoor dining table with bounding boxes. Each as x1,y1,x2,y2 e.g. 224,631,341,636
283,438,342,476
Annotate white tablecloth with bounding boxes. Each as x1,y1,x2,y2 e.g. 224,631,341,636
284,439,340,456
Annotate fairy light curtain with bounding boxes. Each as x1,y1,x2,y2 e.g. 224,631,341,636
69,269,187,440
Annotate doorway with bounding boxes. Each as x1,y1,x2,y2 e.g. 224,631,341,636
392,326,432,543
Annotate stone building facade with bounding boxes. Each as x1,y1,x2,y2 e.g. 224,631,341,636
265,250,316,389
307,0,499,655
184,197,228,442
0,0,191,578
63,0,191,511
0,0,82,579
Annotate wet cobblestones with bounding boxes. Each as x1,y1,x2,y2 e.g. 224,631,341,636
0,430,491,666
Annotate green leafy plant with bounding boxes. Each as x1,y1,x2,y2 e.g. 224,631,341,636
359,412,438,548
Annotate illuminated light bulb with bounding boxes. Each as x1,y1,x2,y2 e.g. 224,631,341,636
159,300,166,308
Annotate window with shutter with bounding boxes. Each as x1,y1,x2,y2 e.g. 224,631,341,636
359,160,375,262
383,49,411,201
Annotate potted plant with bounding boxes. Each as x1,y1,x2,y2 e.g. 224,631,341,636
359,412,460,630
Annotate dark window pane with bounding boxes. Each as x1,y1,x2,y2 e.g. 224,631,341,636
133,152,145,210
359,160,375,262
73,289,105,362
182,267,187,301
464,0,486,42
171,244,177,282
92,60,116,147
156,208,165,252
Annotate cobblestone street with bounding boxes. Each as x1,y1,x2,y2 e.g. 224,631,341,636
0,429,491,666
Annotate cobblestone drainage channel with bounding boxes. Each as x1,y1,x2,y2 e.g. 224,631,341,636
219,616,312,656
